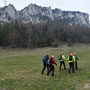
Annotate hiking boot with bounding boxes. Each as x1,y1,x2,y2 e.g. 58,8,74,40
41,71,44,74
47,74,49,76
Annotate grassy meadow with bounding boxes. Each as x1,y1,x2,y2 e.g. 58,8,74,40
0,44,90,90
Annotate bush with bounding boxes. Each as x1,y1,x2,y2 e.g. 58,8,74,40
68,43,72,47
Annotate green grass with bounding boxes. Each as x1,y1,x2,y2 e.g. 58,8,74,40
0,44,90,90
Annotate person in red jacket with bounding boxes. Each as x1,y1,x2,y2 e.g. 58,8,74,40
47,55,57,76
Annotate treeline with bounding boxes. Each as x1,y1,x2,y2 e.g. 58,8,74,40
0,21,90,48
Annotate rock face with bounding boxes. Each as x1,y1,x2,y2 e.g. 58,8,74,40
0,4,19,22
0,4,90,27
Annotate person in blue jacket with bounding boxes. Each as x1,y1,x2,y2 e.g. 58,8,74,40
42,55,49,74
73,53,79,70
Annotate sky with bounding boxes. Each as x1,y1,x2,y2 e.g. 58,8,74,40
0,0,90,16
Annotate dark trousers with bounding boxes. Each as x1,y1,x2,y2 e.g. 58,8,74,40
60,61,66,70
75,61,78,70
47,65,54,76
68,62,74,73
42,62,49,74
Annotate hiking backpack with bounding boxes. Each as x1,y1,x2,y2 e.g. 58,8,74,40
48,58,53,65
42,56,47,62
69,55,72,61
59,55,62,60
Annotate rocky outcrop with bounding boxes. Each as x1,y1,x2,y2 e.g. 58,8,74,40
0,4,89,27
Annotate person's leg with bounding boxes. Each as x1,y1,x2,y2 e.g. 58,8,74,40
63,61,66,69
47,64,50,74
42,62,46,74
68,63,71,73
76,61,78,70
60,61,62,70
47,65,52,76
52,65,54,76
72,63,75,73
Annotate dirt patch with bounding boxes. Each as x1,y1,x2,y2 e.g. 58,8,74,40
84,83,90,89
2,88,6,90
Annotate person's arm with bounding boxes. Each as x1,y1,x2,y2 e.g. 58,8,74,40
58,56,60,60
62,55,66,60
52,59,57,65
76,55,79,61
67,56,69,61
73,56,75,62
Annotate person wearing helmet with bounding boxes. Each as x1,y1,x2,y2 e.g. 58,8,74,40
68,53,75,73
42,55,49,75
58,53,66,70
73,53,79,70
47,55,57,76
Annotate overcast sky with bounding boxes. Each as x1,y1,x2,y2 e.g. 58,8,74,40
0,0,90,16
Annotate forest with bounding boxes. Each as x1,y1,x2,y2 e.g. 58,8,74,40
0,21,90,48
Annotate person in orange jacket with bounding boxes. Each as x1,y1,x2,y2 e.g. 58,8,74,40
47,56,57,76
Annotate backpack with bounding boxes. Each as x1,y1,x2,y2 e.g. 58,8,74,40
59,55,62,60
42,56,47,62
49,58,52,65
69,55,72,61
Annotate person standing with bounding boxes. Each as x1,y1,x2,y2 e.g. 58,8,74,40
72,53,79,70
42,55,49,75
68,54,75,73
47,56,57,76
58,53,66,70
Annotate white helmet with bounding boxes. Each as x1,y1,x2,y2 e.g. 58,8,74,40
52,55,54,57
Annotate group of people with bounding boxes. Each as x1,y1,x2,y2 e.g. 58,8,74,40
41,52,79,76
